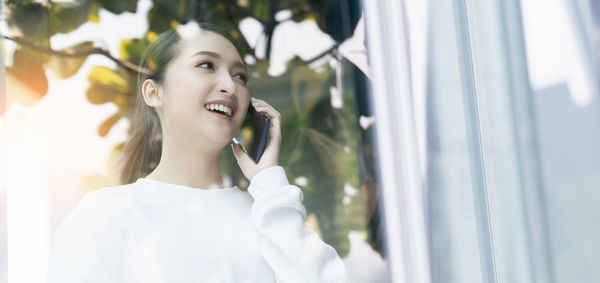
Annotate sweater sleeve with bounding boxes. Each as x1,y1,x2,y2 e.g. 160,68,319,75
46,191,125,283
247,166,347,283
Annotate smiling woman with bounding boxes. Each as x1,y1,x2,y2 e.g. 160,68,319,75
118,24,251,185
45,24,347,283
136,27,254,184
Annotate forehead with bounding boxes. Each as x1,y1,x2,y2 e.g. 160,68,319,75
178,30,242,62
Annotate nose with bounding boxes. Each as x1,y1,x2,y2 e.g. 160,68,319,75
217,70,236,95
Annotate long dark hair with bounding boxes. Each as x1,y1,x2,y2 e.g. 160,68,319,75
118,23,245,185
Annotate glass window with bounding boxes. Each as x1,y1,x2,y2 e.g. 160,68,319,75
1,0,387,282
364,0,600,282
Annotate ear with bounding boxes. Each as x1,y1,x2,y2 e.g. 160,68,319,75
142,79,163,108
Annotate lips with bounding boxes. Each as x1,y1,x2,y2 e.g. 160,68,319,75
204,99,237,116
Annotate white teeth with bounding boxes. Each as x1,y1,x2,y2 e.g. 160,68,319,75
205,104,233,117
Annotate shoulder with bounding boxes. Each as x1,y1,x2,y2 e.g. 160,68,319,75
81,183,135,203
76,184,137,214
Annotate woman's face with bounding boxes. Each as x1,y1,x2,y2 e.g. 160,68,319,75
157,30,249,149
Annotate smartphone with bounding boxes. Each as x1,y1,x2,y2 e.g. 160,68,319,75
232,103,271,163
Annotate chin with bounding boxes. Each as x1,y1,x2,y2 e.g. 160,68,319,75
215,135,236,149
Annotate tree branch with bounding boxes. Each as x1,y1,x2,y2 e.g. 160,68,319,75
305,43,339,65
1,34,153,75
222,0,254,55
276,6,313,24
264,0,279,61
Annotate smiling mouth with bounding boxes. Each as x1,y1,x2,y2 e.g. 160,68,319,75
204,103,234,117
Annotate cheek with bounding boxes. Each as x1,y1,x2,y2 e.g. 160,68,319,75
170,76,212,95
237,87,250,104
165,65,216,92
235,88,250,114
163,76,215,110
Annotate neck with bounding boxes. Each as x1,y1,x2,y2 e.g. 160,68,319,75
145,136,227,190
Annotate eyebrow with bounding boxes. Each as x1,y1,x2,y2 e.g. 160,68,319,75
190,50,246,70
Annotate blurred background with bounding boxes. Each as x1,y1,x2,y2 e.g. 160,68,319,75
0,0,599,282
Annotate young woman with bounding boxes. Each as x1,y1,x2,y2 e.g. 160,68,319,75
46,24,347,282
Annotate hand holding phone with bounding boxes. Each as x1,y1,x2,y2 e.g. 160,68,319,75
232,103,271,163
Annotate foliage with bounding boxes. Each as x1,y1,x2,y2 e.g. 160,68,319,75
4,0,372,257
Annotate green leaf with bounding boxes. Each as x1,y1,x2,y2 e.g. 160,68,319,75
44,41,94,79
13,38,54,64
149,0,195,33
99,0,137,14
196,2,236,31
148,4,173,34
119,38,147,65
249,0,269,22
86,84,121,105
88,66,130,92
86,66,133,110
89,1,101,23
49,0,95,35
6,2,49,39
86,66,134,111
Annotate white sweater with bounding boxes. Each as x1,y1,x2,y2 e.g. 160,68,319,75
46,166,347,283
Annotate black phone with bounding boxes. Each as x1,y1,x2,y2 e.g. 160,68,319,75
232,103,271,163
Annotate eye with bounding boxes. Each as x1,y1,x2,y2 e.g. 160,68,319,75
195,61,215,70
233,72,248,85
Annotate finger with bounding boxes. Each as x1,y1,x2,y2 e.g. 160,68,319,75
251,99,281,130
253,106,281,143
251,100,281,130
249,100,281,166
253,104,280,125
